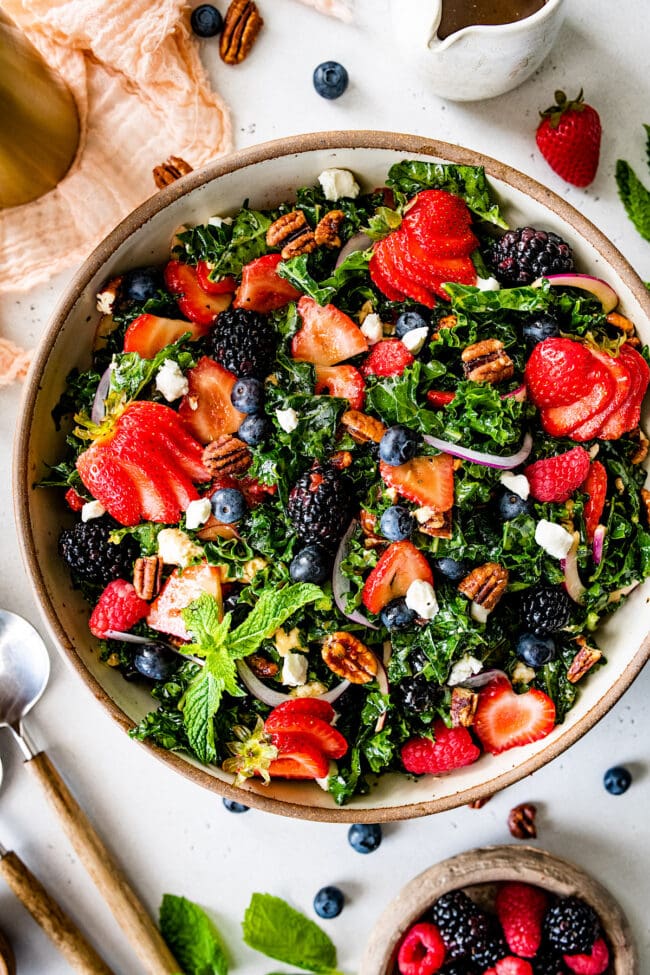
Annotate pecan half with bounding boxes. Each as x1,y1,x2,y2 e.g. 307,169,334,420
202,435,252,477
359,509,385,550
630,428,649,465
606,311,636,336
330,450,353,470
508,802,537,839
322,632,379,684
340,409,386,444
220,0,263,64
416,508,453,539
153,156,193,189
468,795,492,810
462,338,514,384
641,488,650,526
567,638,603,684
450,687,478,728
96,276,122,315
314,210,345,248
458,563,509,611
133,556,163,601
432,314,457,340
248,654,279,678
266,210,317,259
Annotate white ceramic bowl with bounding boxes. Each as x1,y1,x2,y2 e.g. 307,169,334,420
14,131,650,822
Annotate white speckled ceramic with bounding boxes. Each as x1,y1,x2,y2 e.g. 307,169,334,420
390,0,566,101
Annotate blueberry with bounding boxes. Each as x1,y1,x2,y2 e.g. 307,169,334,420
380,598,416,631
603,765,632,795
523,313,561,352
222,798,250,813
431,557,469,582
380,505,414,541
133,643,178,682
498,489,533,521
121,266,162,303
290,545,329,583
231,378,264,415
238,414,269,446
515,632,556,668
348,823,382,854
313,885,344,919
378,425,421,466
395,311,428,339
210,487,246,523
313,61,348,99
190,4,224,36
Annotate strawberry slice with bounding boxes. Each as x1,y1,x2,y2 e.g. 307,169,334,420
474,676,556,755
314,364,365,409
369,250,406,302
540,369,613,437
123,313,208,359
426,389,456,408
599,343,650,437
265,733,330,779
380,453,455,510
108,439,193,523
117,400,208,482
581,460,607,542
525,338,601,408
147,563,223,640
196,261,236,295
427,255,477,293
76,449,141,526
401,721,480,774
164,260,231,326
401,189,477,256
360,339,415,378
375,234,437,307
292,296,368,366
178,356,245,444
65,487,86,512
265,713,348,759
362,540,434,615
267,698,335,723
397,228,477,296
568,348,632,440
234,254,301,312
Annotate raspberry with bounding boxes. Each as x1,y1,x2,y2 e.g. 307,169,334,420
397,923,447,975
525,447,591,503
65,487,86,512
493,960,535,975
360,339,415,377
89,579,149,638
495,882,548,958
401,721,480,775
563,938,609,975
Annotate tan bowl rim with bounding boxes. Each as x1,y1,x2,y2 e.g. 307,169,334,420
360,844,638,974
13,129,650,822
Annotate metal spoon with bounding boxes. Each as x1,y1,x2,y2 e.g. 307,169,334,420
0,610,179,975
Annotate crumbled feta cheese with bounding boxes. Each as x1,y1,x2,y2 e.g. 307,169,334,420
294,680,329,698
414,506,436,524
274,627,303,657
185,497,212,531
240,557,268,583
315,760,338,791
535,519,574,559
96,278,120,315
276,407,299,433
81,500,106,522
208,215,233,227
282,652,308,687
499,472,530,500
318,168,360,202
401,326,429,355
405,579,439,620
448,654,483,686
157,528,202,567
476,276,501,291
155,360,189,402
360,313,384,345
512,661,537,685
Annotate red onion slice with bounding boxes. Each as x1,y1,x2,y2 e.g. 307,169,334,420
533,273,618,313
332,521,379,629
335,232,372,268
560,534,586,605
374,658,390,732
502,384,527,402
91,366,112,424
422,432,533,470
236,661,349,707
460,668,507,690
592,524,606,566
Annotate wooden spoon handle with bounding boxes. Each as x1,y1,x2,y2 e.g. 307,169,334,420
0,850,114,975
26,750,179,974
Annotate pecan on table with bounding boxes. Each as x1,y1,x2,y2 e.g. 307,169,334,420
266,210,317,260
340,409,386,444
133,556,164,601
322,632,379,684
462,338,514,384
153,156,193,189
220,0,263,64
458,562,509,611
508,802,537,839
202,435,252,477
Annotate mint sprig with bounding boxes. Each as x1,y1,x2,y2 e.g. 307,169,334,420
179,584,325,763
242,893,342,974
160,894,228,975
615,124,650,241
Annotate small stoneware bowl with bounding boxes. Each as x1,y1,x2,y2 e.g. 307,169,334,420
360,845,638,974
389,0,566,101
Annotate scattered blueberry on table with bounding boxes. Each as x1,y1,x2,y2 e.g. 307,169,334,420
603,765,632,795
348,823,382,854
222,798,250,813
191,4,223,37
313,61,348,100
313,885,344,919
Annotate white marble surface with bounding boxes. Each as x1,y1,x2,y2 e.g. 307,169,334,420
1,1,649,971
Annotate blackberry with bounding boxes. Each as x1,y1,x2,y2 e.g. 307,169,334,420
287,463,353,553
520,585,573,634
544,896,600,955
430,891,490,959
468,929,508,969
488,227,574,286
397,675,441,712
533,947,569,975
59,519,138,586
206,307,276,378
439,964,478,975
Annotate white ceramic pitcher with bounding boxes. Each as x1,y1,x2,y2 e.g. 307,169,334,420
389,0,566,101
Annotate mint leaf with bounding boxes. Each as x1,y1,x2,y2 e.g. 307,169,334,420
179,669,222,764
242,893,338,973
182,594,232,656
160,894,228,975
615,158,650,241
227,583,325,659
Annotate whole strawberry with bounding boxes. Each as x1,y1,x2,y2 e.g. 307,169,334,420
536,89,601,187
